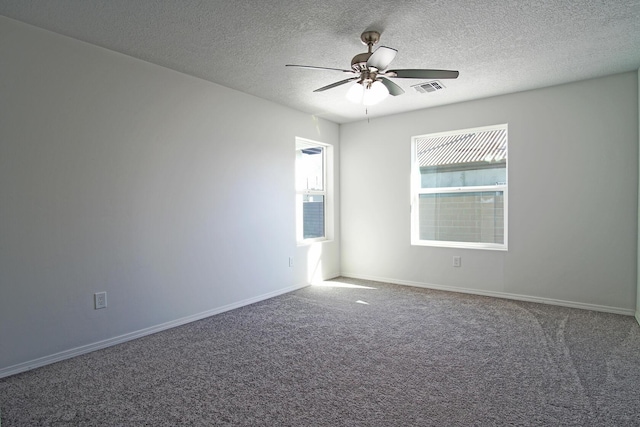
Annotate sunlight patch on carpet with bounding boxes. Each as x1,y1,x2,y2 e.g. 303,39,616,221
313,281,377,289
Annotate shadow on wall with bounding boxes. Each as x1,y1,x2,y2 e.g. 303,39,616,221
306,243,323,284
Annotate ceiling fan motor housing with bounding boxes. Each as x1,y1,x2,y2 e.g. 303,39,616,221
351,52,372,72
359,70,378,87
351,30,380,72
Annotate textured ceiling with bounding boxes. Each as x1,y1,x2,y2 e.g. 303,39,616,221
1,0,639,123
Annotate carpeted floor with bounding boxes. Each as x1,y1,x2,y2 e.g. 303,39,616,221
1,277,639,426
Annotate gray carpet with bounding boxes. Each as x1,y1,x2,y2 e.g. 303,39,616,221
1,277,640,426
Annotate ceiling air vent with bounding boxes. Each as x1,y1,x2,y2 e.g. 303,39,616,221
412,80,446,94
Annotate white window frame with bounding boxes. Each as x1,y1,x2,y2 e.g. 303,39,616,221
410,124,508,251
296,137,333,245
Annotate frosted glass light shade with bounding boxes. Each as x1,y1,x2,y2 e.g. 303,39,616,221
345,81,389,106
346,83,365,104
363,80,389,105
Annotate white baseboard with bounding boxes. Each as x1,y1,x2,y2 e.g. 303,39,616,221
340,273,636,317
4,274,633,379
0,282,310,379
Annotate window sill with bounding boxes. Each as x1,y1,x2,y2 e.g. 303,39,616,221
411,240,507,251
297,238,333,247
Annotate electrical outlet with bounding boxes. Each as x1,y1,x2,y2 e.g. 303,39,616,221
94,292,107,309
453,256,462,268
288,257,294,267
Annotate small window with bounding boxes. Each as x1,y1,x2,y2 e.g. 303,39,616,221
296,138,331,243
411,124,508,250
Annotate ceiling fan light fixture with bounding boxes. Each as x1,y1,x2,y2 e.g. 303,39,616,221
364,80,389,105
346,82,365,104
346,80,389,106
288,30,457,109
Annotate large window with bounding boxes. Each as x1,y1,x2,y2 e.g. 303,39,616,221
411,124,508,250
296,138,331,243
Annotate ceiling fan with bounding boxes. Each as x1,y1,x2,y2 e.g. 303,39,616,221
286,30,459,105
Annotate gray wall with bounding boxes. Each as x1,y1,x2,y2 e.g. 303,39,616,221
638,68,640,325
0,17,340,374
341,71,639,313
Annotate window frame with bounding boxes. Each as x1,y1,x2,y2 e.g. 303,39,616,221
296,137,333,245
410,124,508,251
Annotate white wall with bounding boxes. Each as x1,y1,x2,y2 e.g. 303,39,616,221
0,17,340,375
341,71,639,313
637,68,640,325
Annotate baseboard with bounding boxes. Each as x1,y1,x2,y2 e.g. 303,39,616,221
636,310,640,326
314,272,341,284
340,273,636,317
0,282,310,379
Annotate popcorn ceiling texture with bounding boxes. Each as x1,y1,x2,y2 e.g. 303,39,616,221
0,0,639,123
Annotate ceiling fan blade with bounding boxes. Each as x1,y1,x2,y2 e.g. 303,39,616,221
313,77,358,92
378,77,405,96
386,69,459,79
367,46,397,71
286,64,354,74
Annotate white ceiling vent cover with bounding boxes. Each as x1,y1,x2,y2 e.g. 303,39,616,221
413,80,446,93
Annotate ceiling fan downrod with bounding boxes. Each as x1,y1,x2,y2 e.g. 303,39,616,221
360,30,380,52
351,31,380,73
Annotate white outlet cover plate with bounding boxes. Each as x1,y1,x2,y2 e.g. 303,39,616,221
94,292,107,309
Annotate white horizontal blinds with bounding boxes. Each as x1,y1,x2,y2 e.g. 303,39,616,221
418,192,505,245
302,194,325,239
412,124,508,250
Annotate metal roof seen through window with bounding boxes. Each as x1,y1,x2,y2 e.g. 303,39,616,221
416,128,507,167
